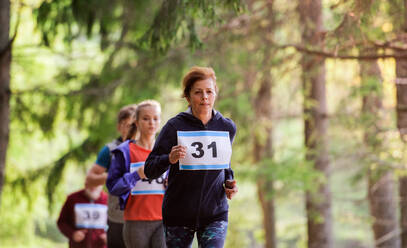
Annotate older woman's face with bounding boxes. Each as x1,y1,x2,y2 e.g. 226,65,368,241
187,78,216,116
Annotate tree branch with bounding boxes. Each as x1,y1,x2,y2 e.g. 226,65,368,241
279,43,407,60
12,79,122,97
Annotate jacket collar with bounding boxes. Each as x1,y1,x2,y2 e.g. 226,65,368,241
185,107,218,119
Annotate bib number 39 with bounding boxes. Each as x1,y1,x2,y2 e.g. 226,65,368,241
74,204,107,229
191,141,217,158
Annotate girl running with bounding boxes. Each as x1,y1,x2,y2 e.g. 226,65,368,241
106,100,166,248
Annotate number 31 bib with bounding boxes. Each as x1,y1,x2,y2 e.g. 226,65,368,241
177,131,232,170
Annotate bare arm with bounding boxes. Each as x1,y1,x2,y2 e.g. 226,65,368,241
85,164,107,188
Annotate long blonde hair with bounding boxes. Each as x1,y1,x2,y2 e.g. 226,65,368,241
125,100,161,140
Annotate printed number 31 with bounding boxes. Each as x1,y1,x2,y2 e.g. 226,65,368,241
191,141,217,158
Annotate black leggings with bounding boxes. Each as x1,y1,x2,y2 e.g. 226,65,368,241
165,220,228,248
107,219,126,248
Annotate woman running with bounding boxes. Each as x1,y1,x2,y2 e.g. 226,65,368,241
144,66,238,248
106,100,166,248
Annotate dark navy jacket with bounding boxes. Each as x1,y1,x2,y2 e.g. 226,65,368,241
144,109,236,228
106,140,141,210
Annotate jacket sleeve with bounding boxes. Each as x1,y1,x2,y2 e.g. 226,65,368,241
57,196,76,239
225,120,237,181
106,151,140,197
145,122,177,179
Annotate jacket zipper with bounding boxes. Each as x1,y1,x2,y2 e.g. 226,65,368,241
194,122,209,231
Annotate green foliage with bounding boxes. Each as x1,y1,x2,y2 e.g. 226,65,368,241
35,0,243,53
6,0,407,247
226,182,263,247
35,0,126,48
142,0,243,52
387,0,405,31
260,155,324,195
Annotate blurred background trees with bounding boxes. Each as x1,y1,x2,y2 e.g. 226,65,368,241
1,0,407,247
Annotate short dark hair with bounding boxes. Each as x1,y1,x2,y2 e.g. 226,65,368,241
117,104,137,124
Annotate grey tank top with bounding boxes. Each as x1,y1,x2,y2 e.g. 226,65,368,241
106,139,124,223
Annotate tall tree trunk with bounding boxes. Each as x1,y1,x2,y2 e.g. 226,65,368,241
254,78,276,248
396,47,407,246
397,1,407,246
360,49,399,248
0,0,11,208
252,1,276,247
400,175,407,247
298,1,333,247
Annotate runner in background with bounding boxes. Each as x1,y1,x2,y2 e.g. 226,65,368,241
144,66,238,248
85,104,137,248
106,100,166,248
57,184,108,248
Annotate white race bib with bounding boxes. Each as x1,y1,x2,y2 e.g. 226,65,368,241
74,203,107,229
177,131,232,170
130,162,166,195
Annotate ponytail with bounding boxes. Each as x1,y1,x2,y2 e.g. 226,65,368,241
124,100,161,141
125,122,137,141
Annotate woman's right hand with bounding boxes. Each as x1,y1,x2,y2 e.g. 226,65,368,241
72,229,87,242
169,145,187,164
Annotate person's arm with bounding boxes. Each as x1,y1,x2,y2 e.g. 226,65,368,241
106,151,141,197
144,123,177,179
86,146,110,187
85,164,107,188
57,196,76,240
225,179,238,200
224,120,238,199
224,120,237,181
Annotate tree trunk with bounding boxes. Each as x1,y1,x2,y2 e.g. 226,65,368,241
395,49,407,141
298,0,333,247
254,76,276,248
0,0,11,208
397,1,407,246
370,173,399,247
252,1,277,247
400,176,407,247
396,48,407,247
360,49,400,248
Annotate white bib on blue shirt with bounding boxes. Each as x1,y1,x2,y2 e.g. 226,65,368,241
177,131,232,170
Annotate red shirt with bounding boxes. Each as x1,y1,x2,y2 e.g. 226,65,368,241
124,143,164,221
57,189,108,248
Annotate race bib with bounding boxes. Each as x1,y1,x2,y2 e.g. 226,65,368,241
74,203,107,229
130,162,166,195
177,131,232,170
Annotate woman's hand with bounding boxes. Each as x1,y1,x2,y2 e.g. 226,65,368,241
100,233,107,244
72,229,87,242
137,166,146,179
225,180,238,200
169,145,187,164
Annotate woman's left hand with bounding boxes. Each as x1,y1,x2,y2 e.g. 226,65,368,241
225,180,238,200
137,166,146,179
100,233,107,244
